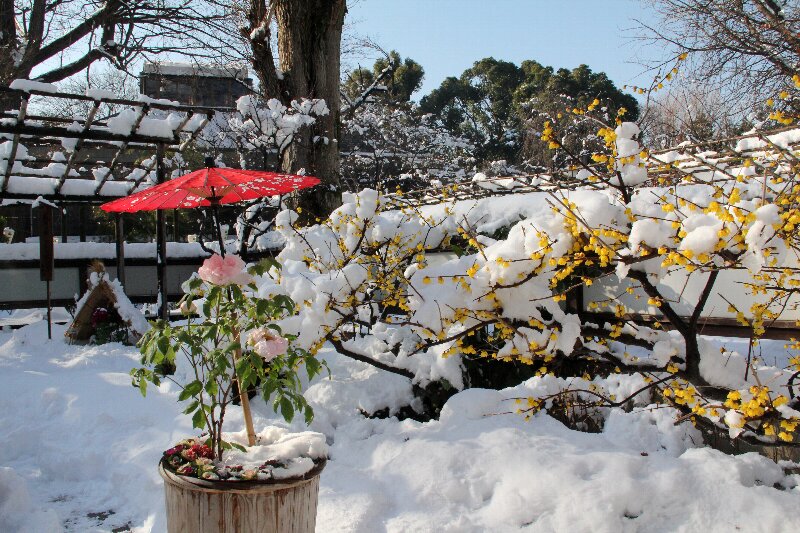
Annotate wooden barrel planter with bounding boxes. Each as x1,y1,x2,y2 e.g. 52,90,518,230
159,460,326,533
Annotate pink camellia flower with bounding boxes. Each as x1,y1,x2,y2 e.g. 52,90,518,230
249,328,288,362
197,254,254,286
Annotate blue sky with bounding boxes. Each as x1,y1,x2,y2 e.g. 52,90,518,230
347,0,660,100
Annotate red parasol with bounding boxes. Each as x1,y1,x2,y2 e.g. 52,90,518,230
100,160,320,255
100,166,320,212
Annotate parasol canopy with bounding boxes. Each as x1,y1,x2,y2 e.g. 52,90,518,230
100,166,320,213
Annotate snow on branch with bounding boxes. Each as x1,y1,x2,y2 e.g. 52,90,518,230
254,110,800,446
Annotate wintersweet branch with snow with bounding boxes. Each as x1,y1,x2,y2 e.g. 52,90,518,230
252,104,800,447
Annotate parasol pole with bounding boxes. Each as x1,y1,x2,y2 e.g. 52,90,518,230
205,157,226,258
209,193,225,258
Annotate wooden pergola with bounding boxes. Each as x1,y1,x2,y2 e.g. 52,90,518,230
0,84,231,318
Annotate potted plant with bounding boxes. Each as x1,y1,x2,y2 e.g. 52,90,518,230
132,254,327,532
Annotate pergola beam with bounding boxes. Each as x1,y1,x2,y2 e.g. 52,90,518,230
54,99,101,195
92,103,151,195
129,112,212,192
0,121,188,146
0,96,29,193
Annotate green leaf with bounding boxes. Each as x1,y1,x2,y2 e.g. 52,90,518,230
182,400,199,414
235,356,251,376
156,336,170,357
273,295,295,315
239,367,253,389
187,276,203,291
262,378,277,401
450,243,465,257
255,299,269,317
178,380,203,401
305,357,321,380
225,340,241,354
192,408,206,429
200,324,213,341
279,396,294,422
251,257,280,276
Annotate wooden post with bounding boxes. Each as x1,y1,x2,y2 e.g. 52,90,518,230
156,143,168,320
38,205,54,340
60,205,68,243
79,204,87,242
115,213,126,287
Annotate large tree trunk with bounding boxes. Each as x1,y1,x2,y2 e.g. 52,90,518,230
249,0,346,220
0,0,23,110
0,0,17,83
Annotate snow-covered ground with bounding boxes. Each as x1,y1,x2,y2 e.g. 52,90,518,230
1,321,799,532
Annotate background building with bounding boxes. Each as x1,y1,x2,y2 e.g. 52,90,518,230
140,62,253,107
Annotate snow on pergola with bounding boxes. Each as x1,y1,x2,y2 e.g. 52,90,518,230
0,81,227,203
382,125,800,209
0,80,234,319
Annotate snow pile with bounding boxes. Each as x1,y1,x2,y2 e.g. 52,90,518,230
226,427,327,463
85,88,117,100
0,467,61,533
315,352,800,532
0,323,799,532
141,62,249,79
9,79,58,93
107,276,150,337
257,188,471,386
614,122,648,186
471,172,528,191
105,108,187,139
216,427,328,480
735,128,800,152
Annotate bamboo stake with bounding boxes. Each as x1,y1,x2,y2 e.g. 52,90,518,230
231,325,257,447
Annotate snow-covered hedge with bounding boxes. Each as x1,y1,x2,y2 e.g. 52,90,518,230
255,116,800,448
